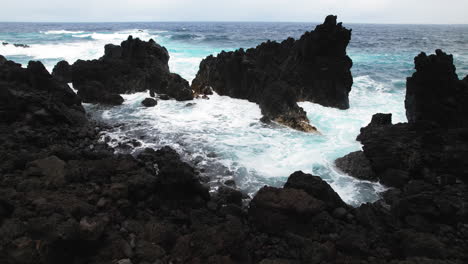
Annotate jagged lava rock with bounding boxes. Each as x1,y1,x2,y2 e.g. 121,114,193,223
51,60,72,83
192,15,352,132
0,56,86,125
53,36,193,105
406,49,468,128
337,51,468,187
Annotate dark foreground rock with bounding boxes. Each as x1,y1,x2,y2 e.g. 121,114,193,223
192,15,352,132
52,36,193,105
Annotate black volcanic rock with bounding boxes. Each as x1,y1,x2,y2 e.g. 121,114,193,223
141,97,158,107
406,49,468,128
335,151,377,181
336,51,468,188
77,81,124,105
53,36,193,105
52,60,72,83
249,185,326,234
13,43,30,48
325,50,468,263
0,56,86,125
192,15,352,132
284,171,347,210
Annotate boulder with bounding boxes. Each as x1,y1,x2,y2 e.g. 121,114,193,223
141,98,157,107
284,171,347,210
335,151,377,181
137,147,209,202
192,15,352,132
249,185,325,234
213,186,243,206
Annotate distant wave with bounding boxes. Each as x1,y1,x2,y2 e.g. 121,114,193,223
203,34,231,42
168,33,230,43
42,30,85,35
71,30,154,41
169,34,201,41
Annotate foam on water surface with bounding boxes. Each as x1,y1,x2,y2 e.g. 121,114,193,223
86,77,402,206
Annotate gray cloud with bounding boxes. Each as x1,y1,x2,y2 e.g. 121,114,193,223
2,0,468,24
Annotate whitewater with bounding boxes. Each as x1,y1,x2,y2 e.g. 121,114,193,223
1,22,467,205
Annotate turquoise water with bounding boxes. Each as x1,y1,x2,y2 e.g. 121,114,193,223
1,22,467,205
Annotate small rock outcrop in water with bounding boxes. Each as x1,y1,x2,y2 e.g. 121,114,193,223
52,36,193,105
1,42,30,48
192,15,353,132
141,97,158,107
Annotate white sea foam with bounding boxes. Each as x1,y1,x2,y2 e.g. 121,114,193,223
168,55,203,82
0,29,159,71
87,74,405,206
42,30,85,35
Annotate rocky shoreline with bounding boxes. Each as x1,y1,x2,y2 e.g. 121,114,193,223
1,17,468,264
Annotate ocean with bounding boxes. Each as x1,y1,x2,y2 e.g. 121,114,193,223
1,22,467,205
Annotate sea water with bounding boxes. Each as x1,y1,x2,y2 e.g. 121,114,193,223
1,22,467,205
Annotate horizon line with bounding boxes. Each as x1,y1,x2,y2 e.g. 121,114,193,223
0,20,467,26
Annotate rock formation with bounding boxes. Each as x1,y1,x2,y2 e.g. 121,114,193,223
337,50,468,187
191,15,353,132
406,49,468,128
331,50,468,262
0,55,86,125
52,36,193,105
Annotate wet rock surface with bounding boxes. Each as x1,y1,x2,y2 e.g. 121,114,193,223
192,15,352,132
52,36,193,105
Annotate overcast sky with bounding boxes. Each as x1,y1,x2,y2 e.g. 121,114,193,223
2,0,468,24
